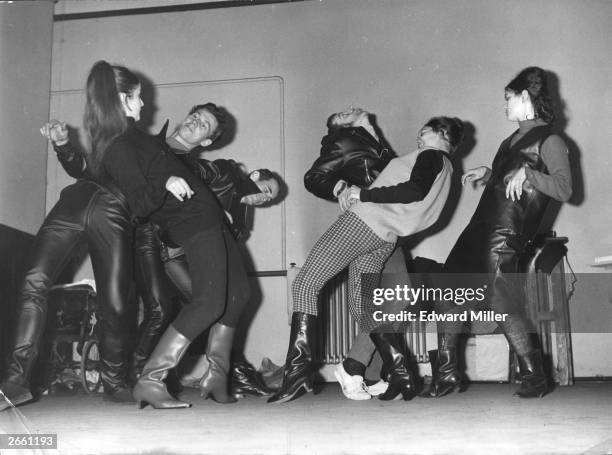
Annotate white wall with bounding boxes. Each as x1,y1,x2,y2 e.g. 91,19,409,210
47,0,612,374
0,1,54,233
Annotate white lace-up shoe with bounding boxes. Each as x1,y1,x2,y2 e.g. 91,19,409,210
365,379,389,397
334,363,371,400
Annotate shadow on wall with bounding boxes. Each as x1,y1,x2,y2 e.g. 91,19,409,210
539,70,584,233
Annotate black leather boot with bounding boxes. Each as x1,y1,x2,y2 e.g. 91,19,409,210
231,360,275,397
199,323,237,403
369,332,415,401
515,350,549,398
424,348,462,398
267,312,316,404
132,325,191,409
100,353,134,403
0,299,48,411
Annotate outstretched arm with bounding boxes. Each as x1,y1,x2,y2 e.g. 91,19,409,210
40,120,86,178
355,149,445,204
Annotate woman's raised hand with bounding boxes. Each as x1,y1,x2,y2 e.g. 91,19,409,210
40,120,69,146
165,176,194,202
461,166,492,186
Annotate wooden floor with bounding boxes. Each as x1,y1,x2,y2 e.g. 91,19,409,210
1,382,611,455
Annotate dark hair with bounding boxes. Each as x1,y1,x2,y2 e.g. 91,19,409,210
189,102,226,142
423,116,464,153
254,168,275,181
83,60,140,177
505,66,554,124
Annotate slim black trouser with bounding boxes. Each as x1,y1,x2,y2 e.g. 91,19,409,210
1,180,135,394
132,222,174,376
171,225,250,340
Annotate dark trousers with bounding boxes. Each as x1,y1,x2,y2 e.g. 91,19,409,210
132,222,174,375
2,180,135,393
171,225,250,340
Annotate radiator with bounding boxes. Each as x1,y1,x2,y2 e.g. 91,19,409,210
288,266,430,364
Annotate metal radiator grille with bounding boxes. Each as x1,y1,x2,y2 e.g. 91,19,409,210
308,268,430,364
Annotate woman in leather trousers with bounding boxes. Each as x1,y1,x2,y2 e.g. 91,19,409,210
0,135,136,409
33,123,176,388
425,67,572,399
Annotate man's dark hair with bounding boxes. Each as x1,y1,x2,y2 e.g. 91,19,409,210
189,102,226,142
254,168,275,181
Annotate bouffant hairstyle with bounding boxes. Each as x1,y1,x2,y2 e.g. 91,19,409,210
505,66,555,124
423,116,465,153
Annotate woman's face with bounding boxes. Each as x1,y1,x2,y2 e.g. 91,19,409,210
504,89,533,122
121,84,144,121
417,126,449,150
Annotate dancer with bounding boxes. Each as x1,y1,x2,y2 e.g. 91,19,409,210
269,116,463,403
426,67,572,399
304,107,400,400
0,125,136,410
84,60,250,409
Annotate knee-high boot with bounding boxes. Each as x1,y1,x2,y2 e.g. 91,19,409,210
423,332,462,398
0,302,43,411
199,323,237,403
499,317,549,398
267,312,316,404
132,325,191,409
369,332,415,401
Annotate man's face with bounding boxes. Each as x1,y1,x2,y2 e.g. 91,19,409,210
176,108,219,147
330,107,369,129
241,173,280,206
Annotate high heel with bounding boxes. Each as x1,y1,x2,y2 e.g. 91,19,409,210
198,323,237,404
267,312,316,404
132,325,191,409
369,332,415,401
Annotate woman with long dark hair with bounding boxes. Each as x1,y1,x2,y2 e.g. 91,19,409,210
83,60,250,409
426,67,572,399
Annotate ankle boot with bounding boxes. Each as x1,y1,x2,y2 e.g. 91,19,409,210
231,360,275,397
369,332,415,401
515,350,549,398
199,323,237,403
267,312,316,404
132,325,191,409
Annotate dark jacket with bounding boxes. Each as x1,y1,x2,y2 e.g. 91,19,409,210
103,121,224,243
304,126,396,201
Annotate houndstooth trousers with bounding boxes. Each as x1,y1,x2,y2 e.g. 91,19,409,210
292,210,395,332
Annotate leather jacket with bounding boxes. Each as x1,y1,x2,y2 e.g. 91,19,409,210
175,155,259,241
304,126,396,201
